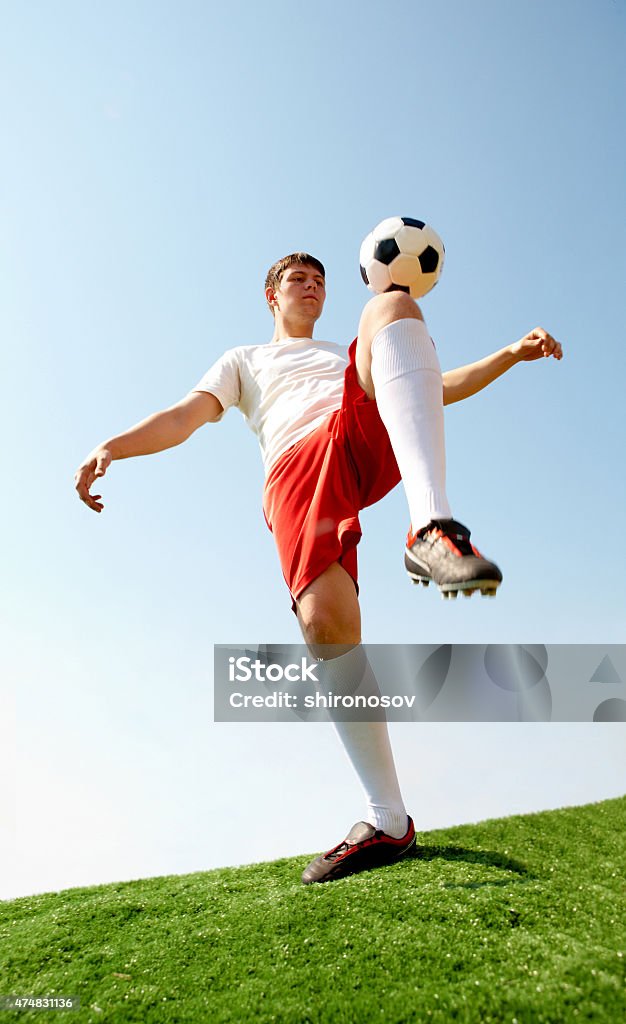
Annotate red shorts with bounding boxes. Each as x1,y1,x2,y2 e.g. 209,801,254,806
262,339,401,610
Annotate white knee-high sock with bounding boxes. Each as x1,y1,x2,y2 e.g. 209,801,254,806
315,645,409,838
371,318,452,533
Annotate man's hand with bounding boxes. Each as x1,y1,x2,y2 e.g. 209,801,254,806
511,328,563,362
72,393,223,514
74,447,112,512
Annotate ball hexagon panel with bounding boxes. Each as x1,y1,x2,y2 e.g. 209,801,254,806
359,233,376,268
389,253,421,288
411,271,438,298
422,224,445,252
396,225,429,257
364,260,393,292
373,216,404,241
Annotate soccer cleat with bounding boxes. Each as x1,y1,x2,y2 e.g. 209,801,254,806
405,518,502,598
301,816,416,885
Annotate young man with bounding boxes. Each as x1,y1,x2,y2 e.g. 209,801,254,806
75,252,562,884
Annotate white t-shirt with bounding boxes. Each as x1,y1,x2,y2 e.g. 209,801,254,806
192,338,349,474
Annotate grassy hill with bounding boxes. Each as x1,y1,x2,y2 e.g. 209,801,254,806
1,797,625,1023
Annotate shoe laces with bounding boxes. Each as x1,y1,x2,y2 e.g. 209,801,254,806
326,842,349,861
420,519,481,558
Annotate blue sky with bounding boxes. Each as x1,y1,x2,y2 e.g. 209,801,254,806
1,0,625,900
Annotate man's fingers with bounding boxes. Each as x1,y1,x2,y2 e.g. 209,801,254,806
85,494,104,512
532,327,556,345
541,337,562,359
518,328,562,362
74,475,88,498
75,467,100,508
74,450,110,512
528,329,562,355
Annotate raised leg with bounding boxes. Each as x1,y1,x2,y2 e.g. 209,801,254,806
354,292,502,596
356,292,452,533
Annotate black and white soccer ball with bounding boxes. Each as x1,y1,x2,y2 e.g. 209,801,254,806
359,216,445,299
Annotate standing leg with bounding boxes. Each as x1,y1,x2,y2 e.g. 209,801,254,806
296,562,415,884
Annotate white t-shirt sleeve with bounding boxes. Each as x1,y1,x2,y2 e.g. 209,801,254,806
189,339,348,473
192,348,242,419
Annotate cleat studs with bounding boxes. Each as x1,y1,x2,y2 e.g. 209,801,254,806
463,589,475,598
421,580,430,587
449,590,458,599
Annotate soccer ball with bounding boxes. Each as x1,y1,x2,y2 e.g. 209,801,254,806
359,216,445,299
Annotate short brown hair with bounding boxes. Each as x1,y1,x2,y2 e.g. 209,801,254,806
264,252,326,314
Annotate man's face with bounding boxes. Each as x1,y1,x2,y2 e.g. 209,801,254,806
267,263,326,321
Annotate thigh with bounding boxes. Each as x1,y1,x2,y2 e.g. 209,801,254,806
341,340,402,508
263,415,364,608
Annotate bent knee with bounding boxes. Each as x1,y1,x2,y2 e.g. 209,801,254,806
364,290,423,324
358,292,424,353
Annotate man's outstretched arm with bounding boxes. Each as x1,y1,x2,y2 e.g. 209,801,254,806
74,390,223,512
442,327,562,406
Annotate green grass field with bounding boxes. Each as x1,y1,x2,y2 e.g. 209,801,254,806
1,797,624,1023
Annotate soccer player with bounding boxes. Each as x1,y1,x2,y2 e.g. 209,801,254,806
74,252,562,884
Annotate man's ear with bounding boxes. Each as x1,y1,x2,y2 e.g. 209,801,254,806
265,286,277,309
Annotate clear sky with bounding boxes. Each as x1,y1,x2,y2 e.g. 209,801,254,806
1,0,625,901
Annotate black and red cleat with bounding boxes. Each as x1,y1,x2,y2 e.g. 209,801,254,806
301,817,416,885
405,518,502,599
